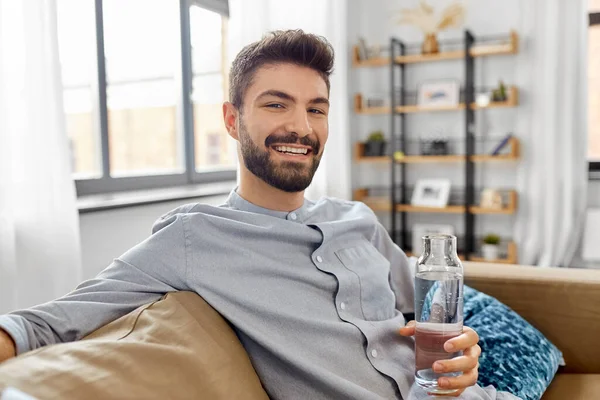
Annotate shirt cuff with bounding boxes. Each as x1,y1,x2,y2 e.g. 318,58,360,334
0,315,31,356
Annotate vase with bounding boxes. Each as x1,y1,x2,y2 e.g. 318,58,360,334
422,33,439,54
481,244,499,261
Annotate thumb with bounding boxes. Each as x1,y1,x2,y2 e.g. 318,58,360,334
399,320,416,336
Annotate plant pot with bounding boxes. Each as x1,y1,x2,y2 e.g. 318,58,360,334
481,244,499,261
422,33,439,54
364,141,385,157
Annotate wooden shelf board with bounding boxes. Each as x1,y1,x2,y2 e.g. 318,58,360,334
353,31,518,68
400,155,466,163
362,198,392,212
470,207,515,215
355,87,518,115
354,154,520,163
470,154,519,162
356,156,390,163
396,204,466,214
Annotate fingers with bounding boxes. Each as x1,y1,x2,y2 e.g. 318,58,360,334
398,320,416,337
433,349,479,374
438,367,479,391
444,326,479,352
428,388,465,398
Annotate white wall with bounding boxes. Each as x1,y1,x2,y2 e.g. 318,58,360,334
590,181,600,208
79,195,227,280
348,0,526,247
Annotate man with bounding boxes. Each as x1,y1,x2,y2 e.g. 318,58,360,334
0,30,516,399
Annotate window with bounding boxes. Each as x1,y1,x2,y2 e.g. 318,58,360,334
589,0,600,177
56,0,235,195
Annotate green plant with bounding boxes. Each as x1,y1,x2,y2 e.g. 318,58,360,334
367,131,385,142
482,234,501,245
492,80,507,102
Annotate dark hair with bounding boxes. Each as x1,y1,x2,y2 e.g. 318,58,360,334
229,29,335,110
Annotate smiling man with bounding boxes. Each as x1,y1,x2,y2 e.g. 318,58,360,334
0,30,518,400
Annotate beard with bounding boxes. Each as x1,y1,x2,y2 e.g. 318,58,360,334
238,119,321,193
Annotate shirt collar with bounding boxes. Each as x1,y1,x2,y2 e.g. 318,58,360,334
225,188,310,221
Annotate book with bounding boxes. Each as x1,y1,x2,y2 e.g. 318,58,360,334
490,134,513,156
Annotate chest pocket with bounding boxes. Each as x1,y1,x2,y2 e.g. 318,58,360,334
335,243,396,321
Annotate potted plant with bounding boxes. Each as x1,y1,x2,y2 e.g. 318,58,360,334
481,234,501,261
364,131,386,157
492,80,508,102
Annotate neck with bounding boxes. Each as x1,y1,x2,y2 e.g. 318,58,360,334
237,166,305,212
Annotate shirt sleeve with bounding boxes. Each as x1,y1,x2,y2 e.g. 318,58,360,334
0,211,191,356
370,221,416,314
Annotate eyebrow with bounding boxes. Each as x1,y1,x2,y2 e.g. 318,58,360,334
256,90,330,107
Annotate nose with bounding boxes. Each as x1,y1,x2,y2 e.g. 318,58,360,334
285,108,313,138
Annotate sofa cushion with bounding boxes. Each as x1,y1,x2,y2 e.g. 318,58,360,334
0,292,269,400
463,286,563,400
542,374,600,400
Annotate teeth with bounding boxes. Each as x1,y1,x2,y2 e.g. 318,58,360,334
274,146,308,155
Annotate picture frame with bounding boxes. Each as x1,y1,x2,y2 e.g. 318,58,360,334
412,224,455,257
411,179,451,208
417,80,460,108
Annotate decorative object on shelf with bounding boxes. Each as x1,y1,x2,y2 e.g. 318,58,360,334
492,80,508,102
480,189,503,210
420,138,450,155
367,44,382,59
395,0,465,55
366,97,386,108
394,151,405,162
412,224,455,256
417,80,460,107
490,133,513,155
411,179,451,208
481,234,501,261
475,93,491,107
357,37,369,60
364,131,386,157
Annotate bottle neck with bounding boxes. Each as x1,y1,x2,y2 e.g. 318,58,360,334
422,235,458,259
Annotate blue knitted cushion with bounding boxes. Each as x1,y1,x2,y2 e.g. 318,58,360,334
463,286,564,400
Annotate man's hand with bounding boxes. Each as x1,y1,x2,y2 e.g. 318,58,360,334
399,320,481,397
0,328,17,363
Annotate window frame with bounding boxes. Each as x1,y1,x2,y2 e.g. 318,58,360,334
589,11,600,179
74,0,235,196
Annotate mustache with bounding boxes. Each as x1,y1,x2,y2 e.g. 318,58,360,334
264,133,320,155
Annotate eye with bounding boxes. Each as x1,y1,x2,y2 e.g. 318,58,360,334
266,103,284,109
309,108,325,115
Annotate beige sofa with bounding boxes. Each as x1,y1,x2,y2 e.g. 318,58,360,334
0,262,598,399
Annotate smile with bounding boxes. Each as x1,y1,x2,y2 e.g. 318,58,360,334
271,145,312,156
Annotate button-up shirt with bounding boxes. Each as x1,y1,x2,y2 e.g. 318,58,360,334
0,190,515,400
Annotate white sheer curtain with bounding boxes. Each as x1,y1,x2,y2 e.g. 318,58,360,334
0,0,82,313
514,0,589,267
228,0,352,200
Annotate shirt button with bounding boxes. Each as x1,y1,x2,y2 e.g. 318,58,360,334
290,212,297,220
371,349,378,358
340,302,346,310
316,256,323,263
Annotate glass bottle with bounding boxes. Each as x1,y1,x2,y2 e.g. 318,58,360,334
414,234,464,395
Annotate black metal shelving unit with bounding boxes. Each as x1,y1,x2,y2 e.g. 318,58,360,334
389,30,478,260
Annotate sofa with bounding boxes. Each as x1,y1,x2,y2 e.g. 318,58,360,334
0,262,598,399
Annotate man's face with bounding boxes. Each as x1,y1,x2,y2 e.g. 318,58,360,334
231,63,329,193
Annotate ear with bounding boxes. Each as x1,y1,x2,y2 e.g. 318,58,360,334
223,102,239,141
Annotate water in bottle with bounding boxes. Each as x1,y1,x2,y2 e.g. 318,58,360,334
414,235,464,395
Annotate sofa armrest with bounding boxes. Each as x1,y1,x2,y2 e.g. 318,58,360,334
464,262,600,374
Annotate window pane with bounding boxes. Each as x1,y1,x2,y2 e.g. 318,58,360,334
56,0,100,178
589,25,600,161
103,0,182,177
190,6,236,171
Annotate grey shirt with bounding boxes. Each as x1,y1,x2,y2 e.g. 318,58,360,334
0,191,518,400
